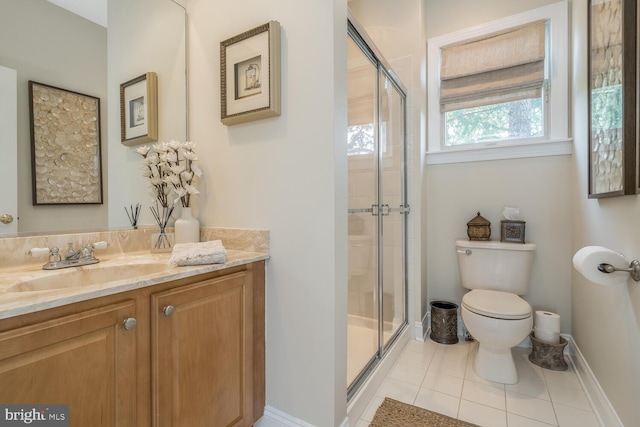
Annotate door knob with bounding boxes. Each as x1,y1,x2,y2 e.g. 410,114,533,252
0,214,13,224
122,318,137,330
163,305,176,316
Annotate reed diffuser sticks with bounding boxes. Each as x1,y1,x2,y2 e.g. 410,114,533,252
125,203,141,229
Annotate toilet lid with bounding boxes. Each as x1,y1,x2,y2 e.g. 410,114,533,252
462,289,531,320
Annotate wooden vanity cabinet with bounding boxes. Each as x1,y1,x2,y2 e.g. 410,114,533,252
0,300,138,426
0,260,265,427
152,270,254,426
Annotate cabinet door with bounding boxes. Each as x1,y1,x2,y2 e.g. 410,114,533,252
152,271,253,427
0,300,137,426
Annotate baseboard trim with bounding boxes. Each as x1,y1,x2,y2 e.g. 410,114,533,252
256,406,348,427
563,334,623,427
255,405,315,427
413,317,428,341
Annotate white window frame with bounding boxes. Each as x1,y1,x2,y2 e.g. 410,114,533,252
426,1,571,165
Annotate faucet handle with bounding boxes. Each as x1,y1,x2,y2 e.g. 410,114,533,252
27,247,51,257
49,247,62,263
92,241,108,250
81,241,108,259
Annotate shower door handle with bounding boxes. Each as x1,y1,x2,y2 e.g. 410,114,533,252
386,204,411,215
348,208,374,214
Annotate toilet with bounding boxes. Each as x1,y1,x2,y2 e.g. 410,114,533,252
456,239,536,384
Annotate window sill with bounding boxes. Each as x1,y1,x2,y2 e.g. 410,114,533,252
425,139,573,165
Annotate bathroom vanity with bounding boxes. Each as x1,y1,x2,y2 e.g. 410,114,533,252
0,228,268,427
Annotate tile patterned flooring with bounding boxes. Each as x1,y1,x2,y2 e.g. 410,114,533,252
352,338,602,427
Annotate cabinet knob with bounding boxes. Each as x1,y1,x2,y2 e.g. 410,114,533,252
122,317,137,330
0,214,13,224
162,305,176,317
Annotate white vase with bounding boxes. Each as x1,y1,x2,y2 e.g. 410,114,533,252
174,207,200,244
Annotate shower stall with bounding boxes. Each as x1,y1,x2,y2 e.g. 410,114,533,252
346,18,408,399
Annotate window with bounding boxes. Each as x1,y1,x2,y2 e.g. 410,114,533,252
427,1,571,164
445,98,544,146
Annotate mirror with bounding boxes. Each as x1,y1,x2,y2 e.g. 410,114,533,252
587,0,637,197
0,0,186,234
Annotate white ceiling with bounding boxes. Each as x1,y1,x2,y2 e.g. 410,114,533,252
47,0,107,28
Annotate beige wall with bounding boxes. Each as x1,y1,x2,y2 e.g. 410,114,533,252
426,156,573,328
110,0,349,425
0,0,108,233
425,0,573,332
571,1,640,425
425,0,640,424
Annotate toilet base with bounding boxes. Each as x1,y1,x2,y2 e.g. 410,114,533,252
472,345,518,384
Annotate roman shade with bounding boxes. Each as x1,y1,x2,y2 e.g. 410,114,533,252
440,20,547,112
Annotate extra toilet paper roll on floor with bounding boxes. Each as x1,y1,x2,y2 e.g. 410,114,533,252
534,328,560,344
573,246,629,286
535,310,560,332
534,311,560,344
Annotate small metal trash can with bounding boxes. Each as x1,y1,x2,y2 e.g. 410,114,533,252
430,301,459,344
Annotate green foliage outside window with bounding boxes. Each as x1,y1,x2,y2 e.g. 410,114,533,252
444,98,544,146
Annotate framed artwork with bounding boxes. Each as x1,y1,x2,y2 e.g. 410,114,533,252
587,0,637,197
28,81,103,205
120,72,158,146
220,21,281,125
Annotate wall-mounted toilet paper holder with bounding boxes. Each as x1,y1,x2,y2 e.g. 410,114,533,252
597,259,640,281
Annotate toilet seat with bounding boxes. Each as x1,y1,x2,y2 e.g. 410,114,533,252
462,289,531,320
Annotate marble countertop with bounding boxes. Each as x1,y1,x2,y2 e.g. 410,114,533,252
0,249,268,321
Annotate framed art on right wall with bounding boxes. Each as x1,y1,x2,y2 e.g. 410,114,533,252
588,0,637,197
220,21,281,126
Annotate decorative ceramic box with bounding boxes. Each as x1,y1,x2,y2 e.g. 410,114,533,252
467,212,491,241
500,220,526,243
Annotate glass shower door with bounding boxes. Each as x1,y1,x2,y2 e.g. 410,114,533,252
346,35,380,388
346,19,408,399
379,72,407,350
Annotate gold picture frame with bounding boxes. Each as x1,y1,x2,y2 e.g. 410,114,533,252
28,81,103,205
120,72,158,146
220,21,281,125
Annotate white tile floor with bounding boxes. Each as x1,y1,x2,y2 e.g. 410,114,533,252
352,338,602,427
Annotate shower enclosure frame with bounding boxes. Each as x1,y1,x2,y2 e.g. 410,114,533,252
346,15,409,401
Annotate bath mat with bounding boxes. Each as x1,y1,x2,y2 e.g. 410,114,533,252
369,398,481,427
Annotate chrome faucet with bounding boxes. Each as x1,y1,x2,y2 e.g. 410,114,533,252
65,243,83,260
27,241,108,270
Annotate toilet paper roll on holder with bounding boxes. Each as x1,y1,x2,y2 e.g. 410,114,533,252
598,259,640,282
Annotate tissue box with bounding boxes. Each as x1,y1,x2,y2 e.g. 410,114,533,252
500,220,525,243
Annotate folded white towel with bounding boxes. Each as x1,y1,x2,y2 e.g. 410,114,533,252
167,240,227,267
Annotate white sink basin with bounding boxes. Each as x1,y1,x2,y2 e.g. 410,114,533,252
6,260,171,292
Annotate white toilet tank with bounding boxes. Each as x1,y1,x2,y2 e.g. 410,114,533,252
456,239,536,294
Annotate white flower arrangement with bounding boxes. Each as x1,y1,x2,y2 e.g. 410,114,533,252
136,140,203,209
